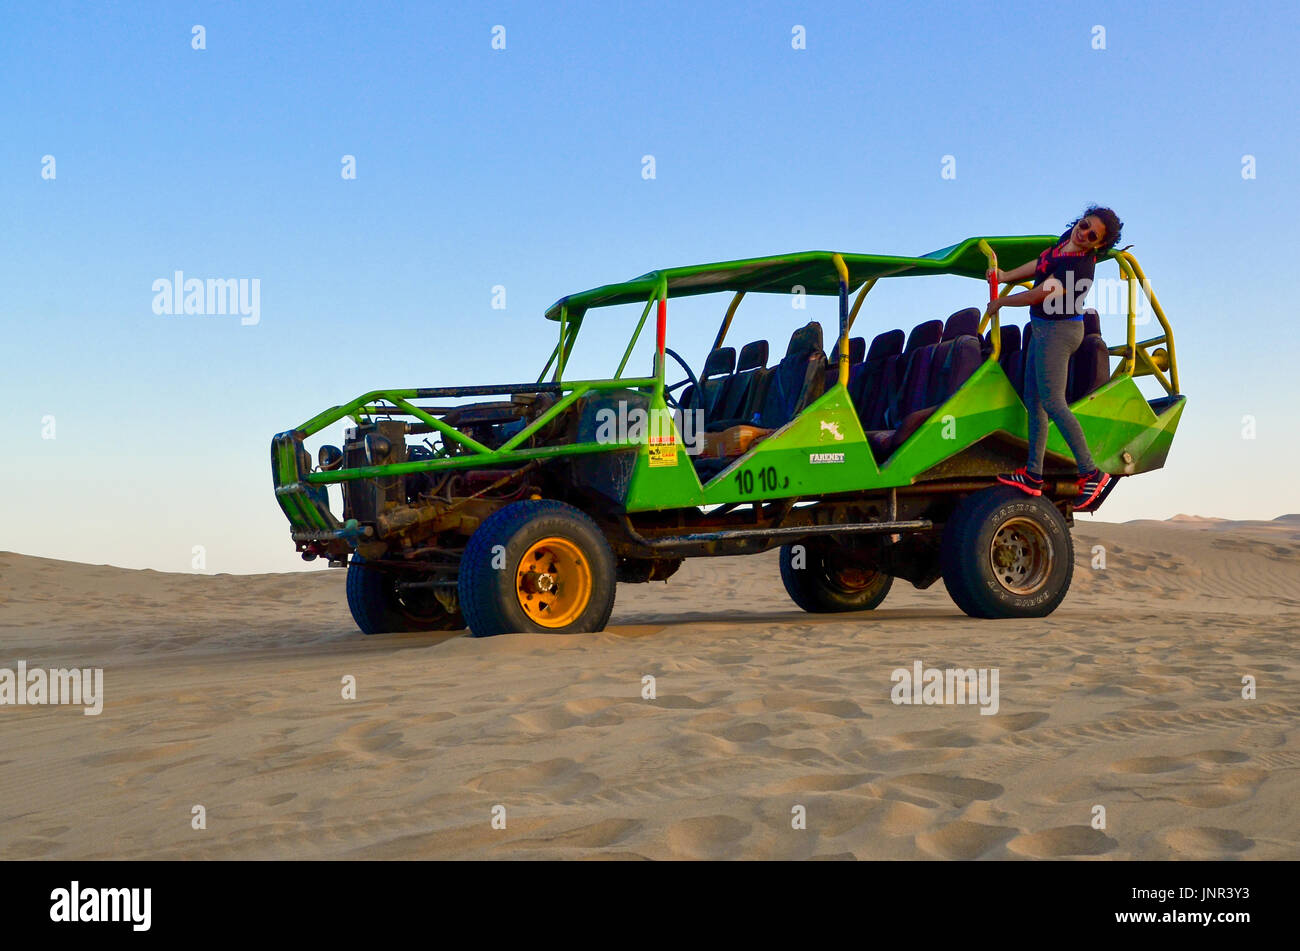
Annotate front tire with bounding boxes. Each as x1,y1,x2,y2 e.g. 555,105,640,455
940,486,1074,618
458,500,617,637
779,542,893,613
346,558,465,635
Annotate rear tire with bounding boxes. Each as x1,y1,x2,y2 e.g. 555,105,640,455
940,486,1073,619
779,542,893,613
459,500,617,637
346,557,465,635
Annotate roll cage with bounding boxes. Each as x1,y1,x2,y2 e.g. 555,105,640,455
271,235,1180,539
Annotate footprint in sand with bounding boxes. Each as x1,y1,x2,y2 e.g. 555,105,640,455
509,707,582,732
1161,826,1254,857
653,692,727,710
1006,826,1117,857
761,772,874,796
916,820,1019,859
1171,767,1268,808
791,699,869,718
1109,754,1189,774
466,757,601,801
505,818,642,851
666,815,751,859
873,773,1004,808
1109,750,1260,807
888,728,978,750
718,722,771,743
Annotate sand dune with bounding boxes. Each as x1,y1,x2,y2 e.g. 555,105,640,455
1,515,1297,860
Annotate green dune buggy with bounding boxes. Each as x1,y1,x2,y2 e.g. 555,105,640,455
271,236,1184,637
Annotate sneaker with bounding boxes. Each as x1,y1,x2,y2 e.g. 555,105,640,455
1073,469,1111,511
997,467,1044,497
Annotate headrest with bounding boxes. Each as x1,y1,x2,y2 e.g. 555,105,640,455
867,329,905,361
786,321,823,358
702,347,736,379
943,307,981,340
737,340,768,372
999,324,1021,353
904,319,943,353
1081,309,1101,336
829,335,866,363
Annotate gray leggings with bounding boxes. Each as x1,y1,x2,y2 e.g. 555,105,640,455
1025,318,1096,476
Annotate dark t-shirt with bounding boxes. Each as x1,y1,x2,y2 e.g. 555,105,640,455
1029,242,1096,321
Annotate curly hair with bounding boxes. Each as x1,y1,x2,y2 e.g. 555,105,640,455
1059,205,1123,255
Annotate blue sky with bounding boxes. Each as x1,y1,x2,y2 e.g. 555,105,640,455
3,0,1297,572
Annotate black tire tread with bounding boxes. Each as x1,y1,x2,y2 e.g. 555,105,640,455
346,557,463,635
459,499,617,638
941,486,1074,619
778,542,893,614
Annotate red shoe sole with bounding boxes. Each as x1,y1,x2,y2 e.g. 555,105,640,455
1074,474,1111,511
997,475,1042,496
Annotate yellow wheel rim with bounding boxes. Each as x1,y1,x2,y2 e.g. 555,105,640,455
515,536,592,628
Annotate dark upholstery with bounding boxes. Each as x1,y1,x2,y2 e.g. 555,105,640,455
681,347,736,423
1067,310,1109,403
1008,321,1034,399
702,347,735,379
860,353,902,431
904,319,943,353
942,307,981,341
737,340,768,371
889,344,939,427
864,333,982,461
853,317,990,461
752,322,827,430
861,320,941,432
866,329,905,360
997,324,1021,362
710,340,768,428
825,335,868,390
926,336,982,408
785,321,823,358
850,330,905,429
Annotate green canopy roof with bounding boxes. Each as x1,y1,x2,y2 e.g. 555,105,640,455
545,235,1084,320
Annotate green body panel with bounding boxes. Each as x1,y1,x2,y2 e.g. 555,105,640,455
699,385,879,505
621,365,1186,511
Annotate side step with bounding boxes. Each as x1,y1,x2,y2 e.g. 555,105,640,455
626,518,933,550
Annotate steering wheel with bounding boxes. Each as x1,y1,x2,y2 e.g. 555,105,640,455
662,347,702,415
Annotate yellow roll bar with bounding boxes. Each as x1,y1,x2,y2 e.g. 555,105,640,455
848,278,877,332
976,240,1002,360
1116,251,1179,394
831,254,850,387
711,291,746,351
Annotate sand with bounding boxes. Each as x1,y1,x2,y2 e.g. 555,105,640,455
1,515,1297,860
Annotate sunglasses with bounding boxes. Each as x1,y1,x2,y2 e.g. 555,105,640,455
1076,218,1105,243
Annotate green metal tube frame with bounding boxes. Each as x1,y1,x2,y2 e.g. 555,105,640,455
276,243,1181,536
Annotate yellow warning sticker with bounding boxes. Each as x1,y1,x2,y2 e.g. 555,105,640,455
647,442,678,467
